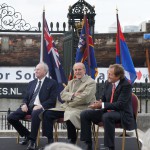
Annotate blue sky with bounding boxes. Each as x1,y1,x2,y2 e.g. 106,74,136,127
1,0,150,33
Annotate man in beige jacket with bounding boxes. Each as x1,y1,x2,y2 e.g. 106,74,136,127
39,62,96,150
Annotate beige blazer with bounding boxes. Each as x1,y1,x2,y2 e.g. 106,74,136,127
60,75,96,129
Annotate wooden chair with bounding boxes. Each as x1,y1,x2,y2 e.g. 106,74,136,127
16,115,41,147
54,117,96,144
53,118,80,143
53,117,65,142
94,93,140,150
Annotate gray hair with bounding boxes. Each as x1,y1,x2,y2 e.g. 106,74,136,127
73,62,86,71
44,142,82,150
39,62,49,73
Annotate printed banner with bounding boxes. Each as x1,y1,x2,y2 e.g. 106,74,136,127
0,67,149,83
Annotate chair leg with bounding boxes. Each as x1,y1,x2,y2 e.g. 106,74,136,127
92,123,96,142
135,129,140,150
121,129,126,150
54,122,58,142
36,123,41,147
94,126,99,150
16,133,20,144
76,129,79,144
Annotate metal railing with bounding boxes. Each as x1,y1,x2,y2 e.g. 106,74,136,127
0,111,9,130
0,109,31,130
0,109,67,131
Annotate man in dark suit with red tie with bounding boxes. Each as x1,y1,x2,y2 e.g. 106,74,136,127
7,62,58,150
80,64,136,150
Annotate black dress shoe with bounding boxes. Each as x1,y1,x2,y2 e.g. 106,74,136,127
100,147,109,150
83,141,92,150
27,140,36,150
38,139,53,150
109,147,114,150
19,136,29,145
66,139,76,144
38,147,44,150
48,138,54,144
100,147,114,150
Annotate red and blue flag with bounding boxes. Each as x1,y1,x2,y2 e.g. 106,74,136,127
116,12,137,84
75,15,98,79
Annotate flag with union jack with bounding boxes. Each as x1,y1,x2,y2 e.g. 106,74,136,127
116,11,137,84
43,17,67,103
75,14,98,79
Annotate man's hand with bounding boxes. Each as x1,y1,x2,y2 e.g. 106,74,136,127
71,92,81,100
74,92,81,96
33,105,43,110
88,100,102,109
21,104,28,112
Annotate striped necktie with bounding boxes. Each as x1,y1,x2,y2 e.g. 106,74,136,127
29,81,41,109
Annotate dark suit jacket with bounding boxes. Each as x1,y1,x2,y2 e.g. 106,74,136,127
101,78,136,130
23,77,58,109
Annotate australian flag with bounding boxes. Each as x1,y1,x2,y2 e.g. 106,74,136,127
43,18,67,103
116,12,137,84
75,15,98,79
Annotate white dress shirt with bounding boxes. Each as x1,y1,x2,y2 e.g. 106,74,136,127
34,76,46,107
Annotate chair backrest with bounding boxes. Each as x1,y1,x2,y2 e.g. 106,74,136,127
131,93,139,119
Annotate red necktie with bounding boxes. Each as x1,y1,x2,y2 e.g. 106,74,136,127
110,83,115,103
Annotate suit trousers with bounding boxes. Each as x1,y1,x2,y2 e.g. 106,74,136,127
42,110,64,140
66,120,77,142
80,109,121,148
7,107,43,142
7,107,31,137
30,108,43,141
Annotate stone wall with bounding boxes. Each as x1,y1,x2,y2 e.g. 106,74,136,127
94,32,150,67
0,34,64,66
1,31,150,68
0,98,21,111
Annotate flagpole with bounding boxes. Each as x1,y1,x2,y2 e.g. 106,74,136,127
116,8,137,84
84,11,91,76
40,6,45,62
116,7,121,63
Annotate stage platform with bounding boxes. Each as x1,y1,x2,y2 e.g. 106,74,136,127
0,137,141,150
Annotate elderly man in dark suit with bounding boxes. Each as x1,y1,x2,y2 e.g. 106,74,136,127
7,62,58,150
80,64,137,150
